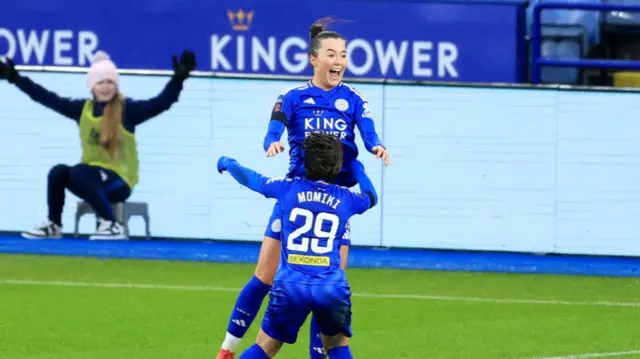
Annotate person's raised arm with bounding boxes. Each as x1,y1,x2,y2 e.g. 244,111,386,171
125,51,197,125
0,58,84,121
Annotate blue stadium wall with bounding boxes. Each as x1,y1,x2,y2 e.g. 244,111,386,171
2,0,640,277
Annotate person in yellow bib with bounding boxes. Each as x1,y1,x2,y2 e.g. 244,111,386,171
0,50,196,240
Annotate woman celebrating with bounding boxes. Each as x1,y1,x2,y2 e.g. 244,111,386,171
0,50,196,240
217,18,389,359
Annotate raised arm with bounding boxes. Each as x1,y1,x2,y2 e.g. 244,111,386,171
126,51,196,125
0,59,84,121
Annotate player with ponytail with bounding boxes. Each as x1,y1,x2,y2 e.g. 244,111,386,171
216,18,389,359
0,50,196,240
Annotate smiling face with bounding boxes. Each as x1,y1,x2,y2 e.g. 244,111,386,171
310,37,347,90
92,79,117,102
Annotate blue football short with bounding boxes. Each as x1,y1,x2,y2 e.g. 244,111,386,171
261,280,353,344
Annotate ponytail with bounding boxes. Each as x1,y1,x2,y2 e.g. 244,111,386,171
100,93,124,160
308,17,344,56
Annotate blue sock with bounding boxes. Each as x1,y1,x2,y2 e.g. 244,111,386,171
328,346,353,359
226,275,271,338
309,316,325,359
239,344,270,359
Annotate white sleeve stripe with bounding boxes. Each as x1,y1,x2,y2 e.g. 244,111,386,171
279,83,310,96
343,83,367,103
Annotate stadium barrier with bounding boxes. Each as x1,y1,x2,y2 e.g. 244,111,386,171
1,66,640,258
530,1,640,84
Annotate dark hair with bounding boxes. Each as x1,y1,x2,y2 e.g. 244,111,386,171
308,17,345,57
304,132,343,182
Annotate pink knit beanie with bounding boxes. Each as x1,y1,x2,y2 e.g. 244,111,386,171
87,51,119,91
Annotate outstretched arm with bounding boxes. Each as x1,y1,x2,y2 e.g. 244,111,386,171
0,59,84,121
14,76,85,121
217,156,290,199
127,50,196,125
125,77,184,125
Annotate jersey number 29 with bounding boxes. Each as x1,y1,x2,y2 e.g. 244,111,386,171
286,208,339,254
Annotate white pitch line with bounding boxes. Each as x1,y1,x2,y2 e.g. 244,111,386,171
523,350,640,359
2,279,640,308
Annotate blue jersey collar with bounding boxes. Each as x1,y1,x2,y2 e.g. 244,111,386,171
308,80,343,96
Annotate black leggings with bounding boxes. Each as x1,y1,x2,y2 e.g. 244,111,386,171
47,163,132,226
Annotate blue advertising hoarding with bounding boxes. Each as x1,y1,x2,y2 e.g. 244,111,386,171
0,0,526,83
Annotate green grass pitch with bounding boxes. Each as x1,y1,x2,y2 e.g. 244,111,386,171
1,254,639,359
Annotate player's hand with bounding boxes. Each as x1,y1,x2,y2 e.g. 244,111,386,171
372,146,390,166
266,142,285,157
0,58,18,83
172,50,197,81
217,156,233,174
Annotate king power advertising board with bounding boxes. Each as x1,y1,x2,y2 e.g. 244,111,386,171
0,0,526,83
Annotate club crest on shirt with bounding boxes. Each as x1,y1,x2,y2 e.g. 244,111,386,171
271,218,282,233
334,99,349,111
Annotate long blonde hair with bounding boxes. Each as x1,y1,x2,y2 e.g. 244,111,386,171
100,92,125,160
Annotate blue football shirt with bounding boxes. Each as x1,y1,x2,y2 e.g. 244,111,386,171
264,81,383,187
